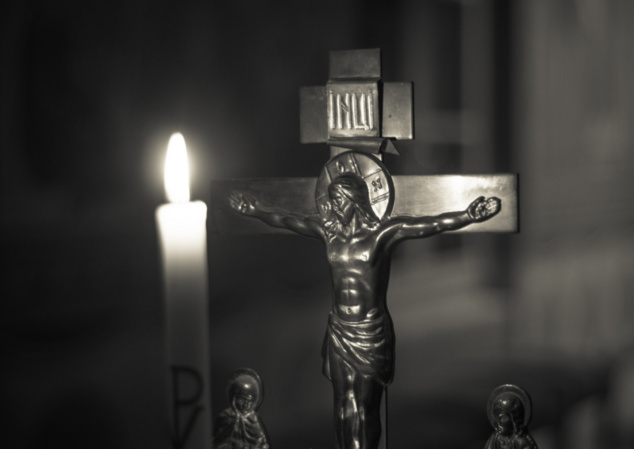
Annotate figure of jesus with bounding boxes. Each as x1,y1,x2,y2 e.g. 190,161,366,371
229,171,501,449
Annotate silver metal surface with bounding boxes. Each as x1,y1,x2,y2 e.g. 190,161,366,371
298,48,414,152
392,174,518,233
209,174,517,234
326,80,380,140
382,82,414,140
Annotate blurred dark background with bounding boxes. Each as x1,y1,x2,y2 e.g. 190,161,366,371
2,1,634,448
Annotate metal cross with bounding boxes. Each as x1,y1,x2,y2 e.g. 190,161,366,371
209,49,518,449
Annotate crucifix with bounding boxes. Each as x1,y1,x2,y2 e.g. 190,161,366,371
209,49,518,449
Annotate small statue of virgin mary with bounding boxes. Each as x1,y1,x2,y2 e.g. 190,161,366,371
485,384,538,449
213,369,269,449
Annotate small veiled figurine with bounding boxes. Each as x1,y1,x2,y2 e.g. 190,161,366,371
213,369,270,449
485,384,538,449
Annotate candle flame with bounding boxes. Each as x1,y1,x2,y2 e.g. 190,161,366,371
164,132,190,203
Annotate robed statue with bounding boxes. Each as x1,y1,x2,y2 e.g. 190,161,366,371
485,384,538,449
229,151,501,449
213,369,270,449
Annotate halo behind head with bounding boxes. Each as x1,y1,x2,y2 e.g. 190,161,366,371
227,368,264,411
315,151,394,221
487,384,532,428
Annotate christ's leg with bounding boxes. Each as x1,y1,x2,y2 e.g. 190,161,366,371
329,356,355,449
353,374,383,449
329,350,384,449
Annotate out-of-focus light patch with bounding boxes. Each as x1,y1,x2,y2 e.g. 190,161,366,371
164,133,190,203
442,175,471,203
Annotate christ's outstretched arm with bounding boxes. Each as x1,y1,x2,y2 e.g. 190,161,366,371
229,192,326,240
380,196,501,245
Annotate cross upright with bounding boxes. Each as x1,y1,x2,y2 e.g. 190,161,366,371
210,49,518,449
299,48,413,158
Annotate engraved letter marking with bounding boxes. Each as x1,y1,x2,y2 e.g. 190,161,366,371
372,177,383,192
331,91,375,131
336,93,352,129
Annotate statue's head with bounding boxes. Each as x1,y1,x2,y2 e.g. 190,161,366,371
232,390,256,415
491,392,524,436
227,369,263,415
327,173,379,226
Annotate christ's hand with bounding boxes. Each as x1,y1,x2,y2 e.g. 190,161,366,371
229,192,258,216
467,196,501,222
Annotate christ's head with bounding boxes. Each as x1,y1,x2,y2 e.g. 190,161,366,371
328,173,379,226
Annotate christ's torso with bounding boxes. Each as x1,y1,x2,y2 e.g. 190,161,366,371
326,231,392,322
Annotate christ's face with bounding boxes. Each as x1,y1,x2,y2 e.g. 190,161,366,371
330,191,355,224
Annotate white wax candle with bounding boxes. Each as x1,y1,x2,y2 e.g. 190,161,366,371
156,133,212,449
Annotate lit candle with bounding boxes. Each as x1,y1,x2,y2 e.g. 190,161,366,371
156,133,212,449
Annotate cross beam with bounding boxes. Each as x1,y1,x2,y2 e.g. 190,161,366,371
209,174,518,235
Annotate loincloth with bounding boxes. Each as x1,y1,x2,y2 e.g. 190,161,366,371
322,310,394,386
